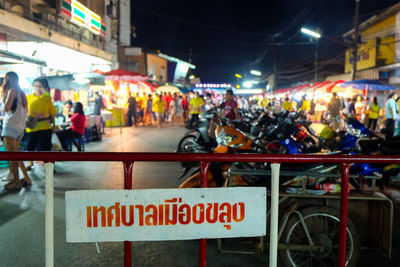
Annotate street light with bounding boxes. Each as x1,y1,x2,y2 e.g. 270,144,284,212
301,27,321,82
250,70,262,76
243,81,253,88
235,73,242,78
300,27,321,39
189,75,195,79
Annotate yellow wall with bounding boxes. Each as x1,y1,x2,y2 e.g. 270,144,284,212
344,15,396,73
362,15,396,39
345,39,376,73
146,54,167,82
377,36,395,65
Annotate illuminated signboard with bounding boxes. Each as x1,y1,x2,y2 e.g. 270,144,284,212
195,83,232,88
61,0,103,35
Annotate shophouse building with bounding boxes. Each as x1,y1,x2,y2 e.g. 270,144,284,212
120,47,195,85
0,0,130,95
328,2,400,84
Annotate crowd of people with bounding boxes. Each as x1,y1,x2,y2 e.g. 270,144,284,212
0,71,85,190
125,89,242,128
130,88,400,142
253,93,393,136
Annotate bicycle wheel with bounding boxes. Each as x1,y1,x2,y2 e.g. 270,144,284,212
280,206,360,267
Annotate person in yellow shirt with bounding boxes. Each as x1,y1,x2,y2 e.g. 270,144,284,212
136,93,146,126
189,91,204,128
282,97,294,112
26,78,58,152
368,96,379,132
152,94,166,128
258,96,269,109
298,95,311,113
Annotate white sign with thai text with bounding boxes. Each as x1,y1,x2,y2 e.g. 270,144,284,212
65,187,266,242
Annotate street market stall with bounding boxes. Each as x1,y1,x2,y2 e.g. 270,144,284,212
102,69,152,127
332,79,397,108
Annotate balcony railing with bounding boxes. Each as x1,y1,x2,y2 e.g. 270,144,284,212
0,0,106,51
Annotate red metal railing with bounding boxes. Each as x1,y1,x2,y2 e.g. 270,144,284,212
2,152,400,267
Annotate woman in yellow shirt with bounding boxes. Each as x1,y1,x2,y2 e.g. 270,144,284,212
152,94,166,128
26,78,58,152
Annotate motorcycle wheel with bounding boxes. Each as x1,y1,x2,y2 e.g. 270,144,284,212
177,134,197,152
280,206,360,267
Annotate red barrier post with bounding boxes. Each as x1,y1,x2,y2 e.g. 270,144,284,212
338,163,350,267
199,162,210,267
123,161,135,267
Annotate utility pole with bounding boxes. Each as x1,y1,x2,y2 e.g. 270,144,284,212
351,0,360,81
272,41,277,90
116,0,121,69
115,0,123,134
314,39,319,82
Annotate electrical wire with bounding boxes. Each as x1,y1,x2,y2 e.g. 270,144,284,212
132,5,276,37
135,37,318,46
251,0,317,65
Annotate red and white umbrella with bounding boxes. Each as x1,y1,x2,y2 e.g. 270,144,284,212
103,68,150,82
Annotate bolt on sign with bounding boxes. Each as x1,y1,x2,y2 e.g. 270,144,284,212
66,187,266,242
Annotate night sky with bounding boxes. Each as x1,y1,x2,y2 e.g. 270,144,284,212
131,0,399,87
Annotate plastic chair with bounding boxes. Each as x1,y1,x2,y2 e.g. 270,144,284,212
66,136,85,151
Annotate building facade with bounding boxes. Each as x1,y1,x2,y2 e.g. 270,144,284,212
120,47,196,85
341,2,400,84
0,0,130,90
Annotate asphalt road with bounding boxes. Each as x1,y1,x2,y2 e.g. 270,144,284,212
0,125,399,266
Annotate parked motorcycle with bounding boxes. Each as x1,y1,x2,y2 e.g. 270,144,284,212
177,114,362,266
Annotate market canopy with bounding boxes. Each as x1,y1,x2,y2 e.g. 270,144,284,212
338,79,396,91
316,80,345,93
136,81,160,92
102,68,150,82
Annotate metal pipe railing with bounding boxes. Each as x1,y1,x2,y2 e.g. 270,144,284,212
3,152,400,267
0,151,399,164
123,161,135,267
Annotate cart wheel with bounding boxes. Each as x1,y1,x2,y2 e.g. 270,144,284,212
177,134,197,153
280,206,360,267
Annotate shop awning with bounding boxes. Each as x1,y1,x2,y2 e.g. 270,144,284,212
46,74,73,90
0,48,46,66
7,42,110,73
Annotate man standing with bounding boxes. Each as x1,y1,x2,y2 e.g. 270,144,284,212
384,93,398,140
93,91,104,116
181,94,189,122
282,97,294,111
126,93,137,127
189,91,204,128
221,89,240,120
327,92,342,131
298,95,311,113
257,95,268,110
